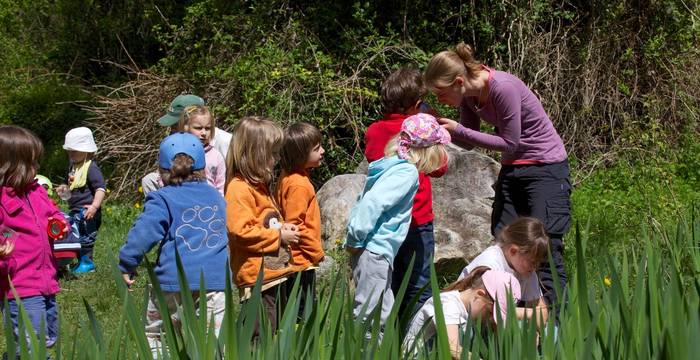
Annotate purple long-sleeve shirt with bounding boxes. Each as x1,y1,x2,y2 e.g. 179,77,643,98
453,68,567,165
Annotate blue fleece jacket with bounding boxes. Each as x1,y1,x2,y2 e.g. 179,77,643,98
344,155,419,263
118,181,228,292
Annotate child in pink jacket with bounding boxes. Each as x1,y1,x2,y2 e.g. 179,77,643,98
0,125,68,352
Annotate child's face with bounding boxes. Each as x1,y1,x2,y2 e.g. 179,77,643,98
305,143,325,169
68,151,88,164
186,115,212,146
505,245,539,275
467,289,494,322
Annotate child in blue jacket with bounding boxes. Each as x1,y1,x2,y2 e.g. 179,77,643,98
345,113,450,334
118,132,228,356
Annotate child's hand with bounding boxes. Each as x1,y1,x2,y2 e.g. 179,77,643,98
83,204,98,220
0,241,14,257
280,223,299,246
345,246,363,255
122,273,135,290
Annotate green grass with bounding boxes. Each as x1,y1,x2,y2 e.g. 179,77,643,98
2,176,700,357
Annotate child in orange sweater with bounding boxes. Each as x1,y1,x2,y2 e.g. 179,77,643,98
225,116,299,334
278,122,325,322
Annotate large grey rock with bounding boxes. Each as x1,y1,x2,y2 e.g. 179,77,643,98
431,144,500,274
316,174,366,250
318,145,500,275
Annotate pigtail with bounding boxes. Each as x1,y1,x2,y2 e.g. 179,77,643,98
443,266,490,292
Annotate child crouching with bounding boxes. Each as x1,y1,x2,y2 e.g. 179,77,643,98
118,132,228,356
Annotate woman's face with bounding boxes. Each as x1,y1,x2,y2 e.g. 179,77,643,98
431,77,465,108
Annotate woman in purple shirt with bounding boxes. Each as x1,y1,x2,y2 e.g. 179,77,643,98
424,42,571,313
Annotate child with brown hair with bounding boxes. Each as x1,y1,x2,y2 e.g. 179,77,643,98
0,125,68,354
457,216,549,324
118,132,228,356
177,104,226,194
364,67,447,316
277,122,325,321
403,267,522,358
225,116,300,333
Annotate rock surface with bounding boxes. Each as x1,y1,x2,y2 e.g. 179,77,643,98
317,144,500,275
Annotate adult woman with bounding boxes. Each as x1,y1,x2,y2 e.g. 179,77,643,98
424,43,571,311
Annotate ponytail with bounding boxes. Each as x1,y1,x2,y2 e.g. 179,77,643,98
443,266,490,292
424,42,483,89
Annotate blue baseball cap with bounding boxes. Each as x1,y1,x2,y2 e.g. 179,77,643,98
158,132,206,170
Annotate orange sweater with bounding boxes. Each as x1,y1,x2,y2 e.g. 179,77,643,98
226,176,293,288
278,170,325,270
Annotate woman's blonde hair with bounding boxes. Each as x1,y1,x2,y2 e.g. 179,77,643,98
226,116,283,186
424,42,482,89
384,135,447,174
177,105,215,139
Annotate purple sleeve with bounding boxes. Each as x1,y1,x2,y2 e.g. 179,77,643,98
88,162,106,191
453,83,521,153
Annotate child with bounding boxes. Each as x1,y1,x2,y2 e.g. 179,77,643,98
177,104,226,195
277,122,325,321
225,116,299,334
61,127,106,273
365,67,447,316
0,125,67,352
457,217,549,324
346,113,450,333
403,267,522,358
119,132,228,356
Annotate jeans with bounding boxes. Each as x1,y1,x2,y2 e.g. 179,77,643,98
2,295,58,349
391,222,434,318
69,208,102,259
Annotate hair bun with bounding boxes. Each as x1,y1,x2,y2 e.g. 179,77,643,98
455,42,476,63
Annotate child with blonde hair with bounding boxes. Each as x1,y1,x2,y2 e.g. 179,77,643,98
0,125,68,353
277,122,325,321
60,127,105,273
345,113,450,334
458,217,549,325
177,104,226,194
225,116,300,334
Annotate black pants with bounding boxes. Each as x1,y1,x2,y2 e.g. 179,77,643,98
491,160,571,310
285,269,316,323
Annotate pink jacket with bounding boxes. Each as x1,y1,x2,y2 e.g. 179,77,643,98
204,145,226,195
0,183,61,300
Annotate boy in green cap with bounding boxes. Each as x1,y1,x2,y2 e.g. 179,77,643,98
141,94,233,194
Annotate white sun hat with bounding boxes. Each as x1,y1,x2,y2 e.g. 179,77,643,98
63,127,98,153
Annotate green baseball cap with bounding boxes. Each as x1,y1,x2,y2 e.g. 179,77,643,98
157,94,205,126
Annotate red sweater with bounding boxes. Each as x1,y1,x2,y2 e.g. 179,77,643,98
364,113,447,227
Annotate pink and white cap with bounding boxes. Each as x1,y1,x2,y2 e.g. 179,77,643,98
482,270,522,324
397,113,451,160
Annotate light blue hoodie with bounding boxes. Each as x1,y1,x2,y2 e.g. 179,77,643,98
345,155,419,263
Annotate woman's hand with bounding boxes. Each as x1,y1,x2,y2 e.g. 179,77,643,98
437,117,460,132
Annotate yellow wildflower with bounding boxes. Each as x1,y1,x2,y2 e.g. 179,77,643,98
138,186,143,193
134,202,141,209
604,276,612,287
